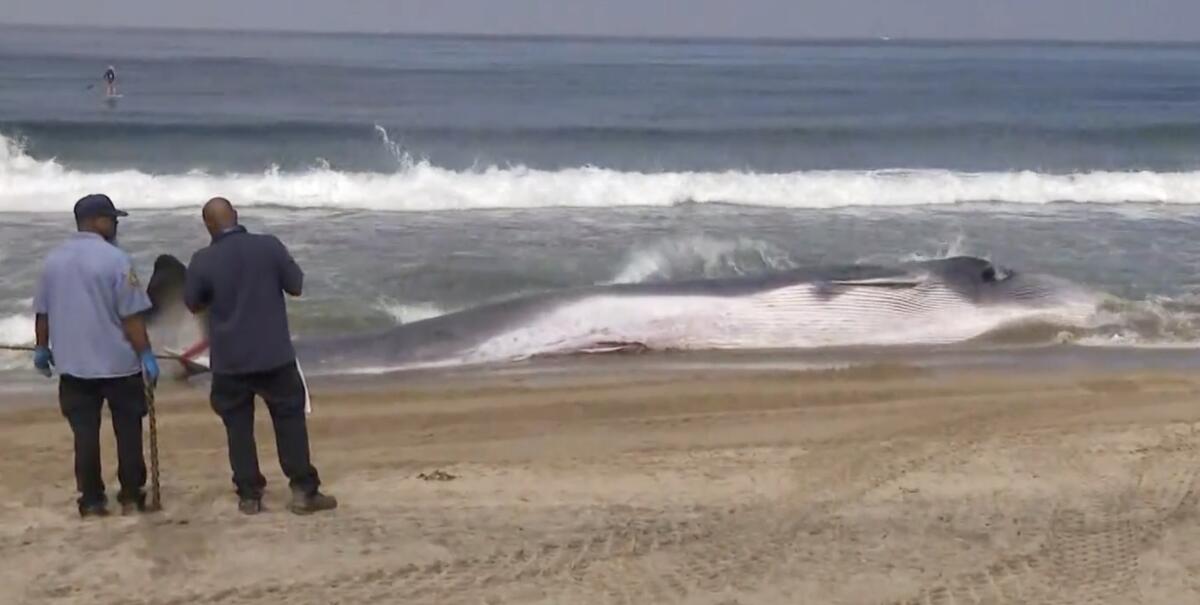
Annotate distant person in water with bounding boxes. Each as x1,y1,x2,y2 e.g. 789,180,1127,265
103,65,117,96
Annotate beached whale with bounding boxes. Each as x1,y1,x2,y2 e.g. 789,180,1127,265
145,255,1098,376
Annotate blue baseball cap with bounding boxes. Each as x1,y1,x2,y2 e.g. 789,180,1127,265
73,194,128,220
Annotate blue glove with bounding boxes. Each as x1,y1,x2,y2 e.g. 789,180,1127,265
140,350,160,389
32,346,53,378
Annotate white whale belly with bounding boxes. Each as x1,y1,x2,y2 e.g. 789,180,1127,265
463,282,1067,363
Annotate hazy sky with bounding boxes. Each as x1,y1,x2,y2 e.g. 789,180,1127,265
5,0,1199,41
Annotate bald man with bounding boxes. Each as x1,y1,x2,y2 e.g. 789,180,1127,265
183,198,336,515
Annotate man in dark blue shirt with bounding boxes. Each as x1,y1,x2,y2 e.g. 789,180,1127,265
184,197,336,515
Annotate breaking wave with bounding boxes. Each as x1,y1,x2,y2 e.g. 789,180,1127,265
6,131,1200,212
0,314,33,371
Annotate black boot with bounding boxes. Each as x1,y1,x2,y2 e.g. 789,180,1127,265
238,497,263,515
288,488,337,515
78,500,110,519
119,491,147,515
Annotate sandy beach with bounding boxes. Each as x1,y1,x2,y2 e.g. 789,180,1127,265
0,353,1197,604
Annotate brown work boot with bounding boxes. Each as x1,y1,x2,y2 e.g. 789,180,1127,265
238,498,263,515
78,500,110,519
288,488,337,515
119,492,147,515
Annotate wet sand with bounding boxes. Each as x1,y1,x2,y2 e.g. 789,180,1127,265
3,353,1200,604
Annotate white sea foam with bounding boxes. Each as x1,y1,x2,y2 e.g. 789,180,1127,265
0,314,33,371
6,133,1200,212
375,300,449,324
0,314,33,346
607,235,796,284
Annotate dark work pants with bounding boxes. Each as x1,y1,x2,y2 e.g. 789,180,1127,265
58,373,147,507
210,361,320,499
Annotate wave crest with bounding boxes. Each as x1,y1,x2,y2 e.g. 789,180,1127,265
6,132,1200,212
607,236,797,284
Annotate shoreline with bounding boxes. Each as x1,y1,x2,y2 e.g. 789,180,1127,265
6,342,1200,403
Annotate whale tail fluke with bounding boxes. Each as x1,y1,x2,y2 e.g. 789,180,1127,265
145,254,211,377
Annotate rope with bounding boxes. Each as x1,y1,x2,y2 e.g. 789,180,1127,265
0,344,186,362
0,344,41,353
144,376,163,512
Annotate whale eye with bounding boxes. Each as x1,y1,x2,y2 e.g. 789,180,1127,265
982,265,1013,283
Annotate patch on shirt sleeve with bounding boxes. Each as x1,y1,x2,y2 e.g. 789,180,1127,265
126,269,141,289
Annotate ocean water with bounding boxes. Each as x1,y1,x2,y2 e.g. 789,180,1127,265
3,25,1200,377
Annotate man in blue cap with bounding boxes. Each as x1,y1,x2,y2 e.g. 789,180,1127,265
32,193,161,518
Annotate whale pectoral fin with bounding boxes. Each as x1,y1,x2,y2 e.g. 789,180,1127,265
580,341,650,354
145,254,211,379
528,341,650,360
544,341,651,356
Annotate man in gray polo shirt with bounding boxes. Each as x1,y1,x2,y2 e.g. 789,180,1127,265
32,194,161,518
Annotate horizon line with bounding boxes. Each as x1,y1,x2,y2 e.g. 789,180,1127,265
2,20,1199,46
